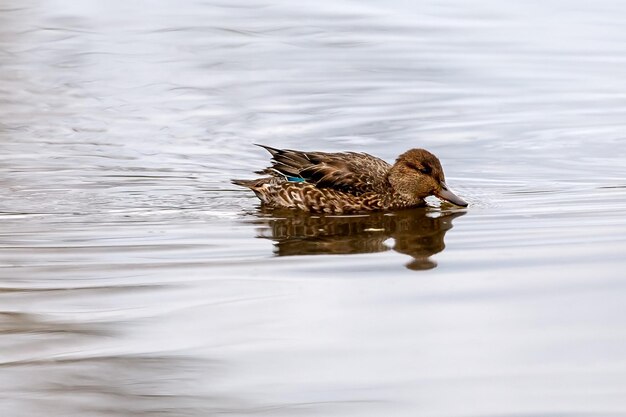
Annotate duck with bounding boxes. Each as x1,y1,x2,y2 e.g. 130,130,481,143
232,144,468,214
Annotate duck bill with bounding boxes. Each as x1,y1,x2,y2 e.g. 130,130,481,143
436,183,468,207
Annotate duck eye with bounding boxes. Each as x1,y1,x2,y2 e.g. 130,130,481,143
406,162,431,175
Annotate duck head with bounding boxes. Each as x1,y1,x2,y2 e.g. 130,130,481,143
388,148,468,207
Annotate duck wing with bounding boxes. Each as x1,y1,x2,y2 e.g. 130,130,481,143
257,144,391,195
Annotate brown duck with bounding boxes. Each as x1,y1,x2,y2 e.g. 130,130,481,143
233,145,468,214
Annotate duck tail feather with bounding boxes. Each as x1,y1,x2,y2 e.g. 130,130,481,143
231,179,256,188
255,144,281,157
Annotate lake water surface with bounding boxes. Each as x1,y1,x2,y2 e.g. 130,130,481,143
2,1,626,416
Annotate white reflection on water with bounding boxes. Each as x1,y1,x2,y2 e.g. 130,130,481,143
1,0,626,416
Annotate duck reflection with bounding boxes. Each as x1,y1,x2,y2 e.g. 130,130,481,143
251,208,466,270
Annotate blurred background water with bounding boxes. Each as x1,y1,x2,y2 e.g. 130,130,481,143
2,0,626,416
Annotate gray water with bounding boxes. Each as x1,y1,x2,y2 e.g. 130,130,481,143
2,0,626,416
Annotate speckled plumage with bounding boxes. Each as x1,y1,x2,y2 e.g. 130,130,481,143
233,145,467,214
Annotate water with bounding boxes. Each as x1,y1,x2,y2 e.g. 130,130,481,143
2,0,626,416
